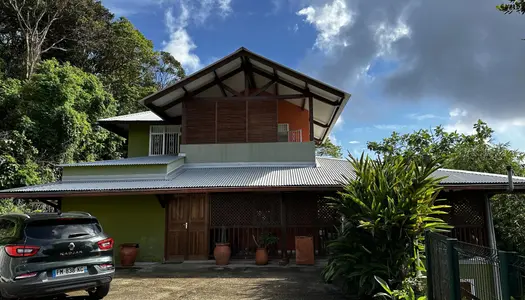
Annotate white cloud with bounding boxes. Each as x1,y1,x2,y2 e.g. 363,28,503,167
163,7,202,74
217,0,233,17
374,124,408,130
334,115,345,129
162,0,234,74
374,19,410,57
408,113,441,121
449,108,468,118
297,0,353,52
329,134,341,145
348,140,360,144
292,23,299,33
443,110,525,151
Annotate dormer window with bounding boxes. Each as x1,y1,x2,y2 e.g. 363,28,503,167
149,125,179,156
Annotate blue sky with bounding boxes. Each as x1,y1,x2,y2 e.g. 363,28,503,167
104,0,525,156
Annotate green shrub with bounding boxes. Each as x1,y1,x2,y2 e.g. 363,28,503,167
322,154,450,297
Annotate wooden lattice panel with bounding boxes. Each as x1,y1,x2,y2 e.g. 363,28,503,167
449,193,485,226
210,193,281,227
285,192,339,226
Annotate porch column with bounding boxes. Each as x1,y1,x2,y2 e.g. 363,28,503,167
308,95,314,141
484,193,497,250
280,193,287,257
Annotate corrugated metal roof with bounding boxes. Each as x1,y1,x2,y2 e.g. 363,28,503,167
98,111,162,122
138,47,351,142
434,168,525,184
2,157,524,195
58,155,183,167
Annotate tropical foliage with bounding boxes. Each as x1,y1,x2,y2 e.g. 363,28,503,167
323,154,450,297
0,0,185,212
367,120,525,255
497,0,525,14
316,137,343,158
374,276,426,300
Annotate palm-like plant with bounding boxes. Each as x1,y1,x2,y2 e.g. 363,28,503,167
322,154,451,297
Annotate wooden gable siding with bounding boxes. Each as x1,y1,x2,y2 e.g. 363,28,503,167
182,98,278,144
217,100,247,143
183,100,216,144
248,100,278,143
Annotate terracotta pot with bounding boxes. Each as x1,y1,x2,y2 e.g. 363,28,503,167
120,243,139,267
214,243,231,265
255,248,268,265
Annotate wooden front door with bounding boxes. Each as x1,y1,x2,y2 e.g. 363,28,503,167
166,194,209,261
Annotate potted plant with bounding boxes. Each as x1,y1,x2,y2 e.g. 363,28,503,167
252,233,279,265
120,243,139,267
213,226,231,265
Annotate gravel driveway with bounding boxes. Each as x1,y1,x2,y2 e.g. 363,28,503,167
63,266,345,300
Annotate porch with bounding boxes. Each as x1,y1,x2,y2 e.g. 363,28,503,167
164,191,340,262
163,190,495,262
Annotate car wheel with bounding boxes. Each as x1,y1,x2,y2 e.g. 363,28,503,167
88,283,110,299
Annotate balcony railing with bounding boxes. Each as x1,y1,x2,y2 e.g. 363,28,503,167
288,129,302,143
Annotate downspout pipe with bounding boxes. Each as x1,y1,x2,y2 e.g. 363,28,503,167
507,165,514,192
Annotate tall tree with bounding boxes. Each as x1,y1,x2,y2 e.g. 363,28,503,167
316,137,343,158
21,59,119,163
2,0,71,78
0,1,185,114
154,51,186,89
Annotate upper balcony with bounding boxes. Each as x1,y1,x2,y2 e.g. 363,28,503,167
99,47,351,165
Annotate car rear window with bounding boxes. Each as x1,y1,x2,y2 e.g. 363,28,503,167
25,218,102,240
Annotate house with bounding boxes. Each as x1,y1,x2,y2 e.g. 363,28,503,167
1,47,524,263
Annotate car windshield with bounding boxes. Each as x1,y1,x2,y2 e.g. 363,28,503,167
25,218,102,240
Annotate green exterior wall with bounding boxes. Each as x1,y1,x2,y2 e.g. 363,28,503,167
62,164,168,178
128,124,150,157
62,195,165,262
180,141,316,164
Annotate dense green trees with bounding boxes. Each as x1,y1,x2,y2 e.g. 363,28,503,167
0,0,185,197
316,137,343,158
367,120,525,255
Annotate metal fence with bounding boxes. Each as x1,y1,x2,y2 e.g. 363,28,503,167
455,240,501,300
426,231,501,300
426,231,525,300
502,252,525,300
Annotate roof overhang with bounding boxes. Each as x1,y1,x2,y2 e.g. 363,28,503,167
1,183,524,199
140,47,351,142
97,115,180,138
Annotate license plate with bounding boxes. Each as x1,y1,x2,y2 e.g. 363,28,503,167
52,266,87,277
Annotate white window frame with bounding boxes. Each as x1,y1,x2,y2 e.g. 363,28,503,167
149,125,179,156
277,123,289,142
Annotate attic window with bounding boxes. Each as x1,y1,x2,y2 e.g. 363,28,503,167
149,125,179,156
